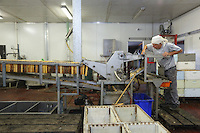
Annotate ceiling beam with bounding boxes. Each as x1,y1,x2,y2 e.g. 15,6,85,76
105,0,112,22
0,8,26,22
40,0,66,23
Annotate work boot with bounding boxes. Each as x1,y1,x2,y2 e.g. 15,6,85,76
169,104,179,110
160,103,170,108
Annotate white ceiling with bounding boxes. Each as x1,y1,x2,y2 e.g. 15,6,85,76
0,0,200,23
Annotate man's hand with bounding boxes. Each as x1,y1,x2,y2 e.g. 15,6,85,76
141,45,147,55
162,52,169,57
162,49,183,57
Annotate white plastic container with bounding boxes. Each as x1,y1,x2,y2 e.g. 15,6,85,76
83,105,170,133
185,80,200,88
177,80,184,89
177,88,185,97
126,122,170,133
88,123,127,133
176,62,195,70
185,88,200,97
185,71,200,80
113,105,153,122
177,71,184,80
84,106,119,124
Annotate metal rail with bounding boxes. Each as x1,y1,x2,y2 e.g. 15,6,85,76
0,60,85,114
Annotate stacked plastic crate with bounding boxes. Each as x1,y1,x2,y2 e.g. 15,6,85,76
176,53,200,97
184,71,200,97
177,71,185,97
83,105,170,133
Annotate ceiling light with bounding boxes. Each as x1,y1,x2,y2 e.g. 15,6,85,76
132,7,145,20
61,5,73,20
0,16,3,19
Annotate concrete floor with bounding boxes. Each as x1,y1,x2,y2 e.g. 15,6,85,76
0,85,200,133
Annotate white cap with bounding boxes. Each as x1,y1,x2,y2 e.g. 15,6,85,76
151,35,168,44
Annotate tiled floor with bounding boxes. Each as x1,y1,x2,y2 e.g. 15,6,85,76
0,86,200,133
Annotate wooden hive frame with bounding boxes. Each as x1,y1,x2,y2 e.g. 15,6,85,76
0,59,88,76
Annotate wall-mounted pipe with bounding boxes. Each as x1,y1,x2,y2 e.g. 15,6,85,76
178,29,200,38
44,22,49,61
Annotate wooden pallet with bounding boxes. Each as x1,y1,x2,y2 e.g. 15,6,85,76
159,107,200,128
0,114,82,132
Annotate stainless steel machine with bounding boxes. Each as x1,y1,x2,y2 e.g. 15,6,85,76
0,50,170,119
83,51,143,83
82,51,170,120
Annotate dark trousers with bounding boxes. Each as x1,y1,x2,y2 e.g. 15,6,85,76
164,67,180,105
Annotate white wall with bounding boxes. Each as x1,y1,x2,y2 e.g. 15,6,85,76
0,23,16,59
48,23,72,61
18,23,45,60
172,6,200,69
0,22,160,61
82,23,160,61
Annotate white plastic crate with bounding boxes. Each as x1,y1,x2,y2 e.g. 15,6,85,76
185,80,200,88
83,105,170,133
114,105,153,122
177,80,184,89
84,106,119,124
176,62,195,70
185,88,200,97
87,122,170,133
126,122,170,133
177,88,185,97
185,71,200,80
88,123,127,133
177,71,184,80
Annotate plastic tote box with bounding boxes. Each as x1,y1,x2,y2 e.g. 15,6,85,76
133,93,154,116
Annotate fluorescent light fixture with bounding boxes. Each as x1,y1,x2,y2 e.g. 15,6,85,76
132,7,145,20
0,16,3,19
61,5,73,20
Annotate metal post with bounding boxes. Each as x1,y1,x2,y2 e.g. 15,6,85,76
44,22,49,61
55,64,58,81
57,77,61,114
100,81,104,105
144,56,147,82
73,0,82,62
155,86,159,120
64,89,67,110
152,79,163,120
39,64,43,84
130,82,133,104
2,62,6,87
76,66,79,94
149,83,154,99
55,64,60,114
17,44,20,59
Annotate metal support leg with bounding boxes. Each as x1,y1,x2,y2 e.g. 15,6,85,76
152,79,163,120
130,82,133,104
144,56,147,82
155,86,159,120
149,83,154,99
2,62,6,87
64,89,67,110
55,64,61,114
76,66,79,94
39,64,43,84
57,77,61,114
100,81,104,105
